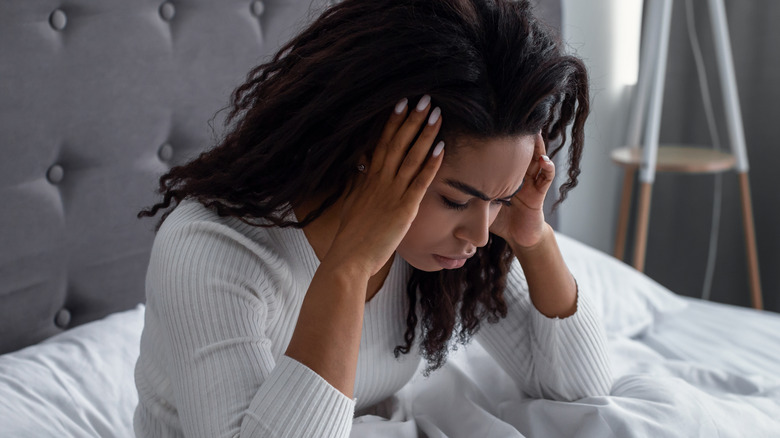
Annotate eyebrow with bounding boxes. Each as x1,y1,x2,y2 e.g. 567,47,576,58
443,179,520,201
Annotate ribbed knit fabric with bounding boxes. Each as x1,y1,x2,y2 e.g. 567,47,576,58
474,264,613,401
133,199,612,438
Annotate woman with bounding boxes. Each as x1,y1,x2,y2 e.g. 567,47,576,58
134,0,612,436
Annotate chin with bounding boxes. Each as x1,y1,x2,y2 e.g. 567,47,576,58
414,265,443,273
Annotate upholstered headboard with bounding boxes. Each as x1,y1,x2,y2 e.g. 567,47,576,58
0,0,562,355
0,0,336,354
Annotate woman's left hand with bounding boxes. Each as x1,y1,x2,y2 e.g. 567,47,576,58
490,133,555,249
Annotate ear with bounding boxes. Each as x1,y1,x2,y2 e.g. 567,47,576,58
357,154,369,173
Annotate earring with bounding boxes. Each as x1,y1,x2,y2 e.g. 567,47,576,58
357,163,367,173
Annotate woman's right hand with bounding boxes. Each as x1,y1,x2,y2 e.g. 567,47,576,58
324,95,444,279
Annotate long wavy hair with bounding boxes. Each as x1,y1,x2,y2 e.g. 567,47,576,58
139,0,589,375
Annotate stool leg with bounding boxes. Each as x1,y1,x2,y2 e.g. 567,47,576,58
614,167,636,260
738,172,763,310
632,182,653,272
708,0,761,309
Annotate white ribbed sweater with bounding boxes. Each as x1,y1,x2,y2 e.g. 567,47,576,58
133,199,612,437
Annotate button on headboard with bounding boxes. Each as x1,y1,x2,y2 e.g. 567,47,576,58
0,0,329,354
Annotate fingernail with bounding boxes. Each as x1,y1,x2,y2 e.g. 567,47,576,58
394,98,408,114
427,107,441,125
416,94,431,112
541,155,551,162
432,140,445,157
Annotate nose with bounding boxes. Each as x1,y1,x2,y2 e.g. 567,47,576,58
453,203,491,248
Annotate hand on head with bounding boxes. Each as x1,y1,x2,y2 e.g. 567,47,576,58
490,133,555,249
325,95,444,279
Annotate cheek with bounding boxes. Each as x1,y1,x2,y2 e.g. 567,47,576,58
401,192,451,244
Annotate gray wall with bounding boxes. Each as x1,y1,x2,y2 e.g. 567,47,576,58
637,0,779,312
557,0,641,254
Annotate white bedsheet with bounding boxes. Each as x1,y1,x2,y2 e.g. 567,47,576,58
354,298,780,437
640,297,780,378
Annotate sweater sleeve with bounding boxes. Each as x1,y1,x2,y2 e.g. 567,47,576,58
473,258,613,401
146,217,355,437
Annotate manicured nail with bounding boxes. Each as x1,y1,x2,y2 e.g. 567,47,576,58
432,140,445,157
416,94,431,112
541,155,551,162
394,98,408,114
427,107,441,125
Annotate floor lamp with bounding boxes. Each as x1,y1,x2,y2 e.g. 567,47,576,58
611,0,763,310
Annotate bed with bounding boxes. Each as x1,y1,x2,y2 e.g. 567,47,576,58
1,1,779,437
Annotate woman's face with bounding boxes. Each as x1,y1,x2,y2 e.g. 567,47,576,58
396,135,535,271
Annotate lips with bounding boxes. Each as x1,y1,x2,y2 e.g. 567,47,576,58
433,254,471,270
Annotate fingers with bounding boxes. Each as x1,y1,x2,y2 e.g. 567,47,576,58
407,141,445,200
534,131,546,156
514,154,554,212
534,132,554,192
536,155,555,192
523,133,546,178
516,135,554,210
397,107,442,183
370,98,409,172
356,94,444,211
382,95,439,174
525,153,542,180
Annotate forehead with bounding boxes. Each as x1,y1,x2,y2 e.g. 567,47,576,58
437,135,535,196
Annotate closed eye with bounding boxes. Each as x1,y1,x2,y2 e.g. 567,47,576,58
441,196,511,210
441,196,468,211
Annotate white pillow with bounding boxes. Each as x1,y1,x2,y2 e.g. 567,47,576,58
0,304,144,438
555,232,687,337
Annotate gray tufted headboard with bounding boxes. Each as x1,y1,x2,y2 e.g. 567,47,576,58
0,0,561,355
0,0,333,354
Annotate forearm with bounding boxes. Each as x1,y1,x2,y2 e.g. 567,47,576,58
510,223,577,318
284,259,368,399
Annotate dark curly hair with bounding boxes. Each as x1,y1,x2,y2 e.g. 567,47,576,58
139,0,589,376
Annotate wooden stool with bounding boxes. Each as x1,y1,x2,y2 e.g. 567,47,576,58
612,0,762,310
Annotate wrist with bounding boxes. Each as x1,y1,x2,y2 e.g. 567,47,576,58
319,255,372,285
319,244,382,293
509,223,554,256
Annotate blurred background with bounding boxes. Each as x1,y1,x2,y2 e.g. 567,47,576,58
548,0,779,312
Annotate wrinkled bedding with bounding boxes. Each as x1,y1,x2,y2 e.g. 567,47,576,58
1,234,779,437
367,306,780,438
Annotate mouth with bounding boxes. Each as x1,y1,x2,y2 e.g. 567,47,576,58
432,254,472,270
